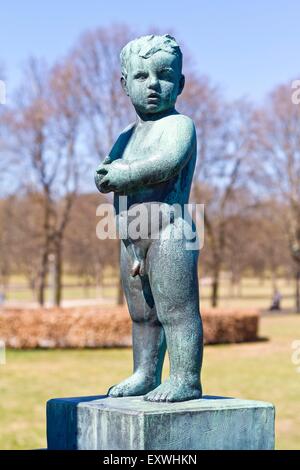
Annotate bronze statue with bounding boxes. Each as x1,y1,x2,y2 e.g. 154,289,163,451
95,34,203,402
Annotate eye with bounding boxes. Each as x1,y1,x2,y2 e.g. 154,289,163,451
158,69,174,80
134,72,148,81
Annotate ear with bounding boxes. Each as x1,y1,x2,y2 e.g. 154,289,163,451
177,74,185,96
121,76,129,96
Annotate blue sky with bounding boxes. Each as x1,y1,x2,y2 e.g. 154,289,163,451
0,0,299,102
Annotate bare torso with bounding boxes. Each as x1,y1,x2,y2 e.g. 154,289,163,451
113,114,197,211
110,114,197,271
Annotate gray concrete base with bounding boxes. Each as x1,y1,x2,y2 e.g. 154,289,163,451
46,395,275,450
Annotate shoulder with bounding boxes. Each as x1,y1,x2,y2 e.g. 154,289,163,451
114,121,135,144
109,122,135,158
120,122,136,136
163,114,196,142
114,122,135,143
165,114,195,132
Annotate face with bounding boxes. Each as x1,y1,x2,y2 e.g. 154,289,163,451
122,50,184,115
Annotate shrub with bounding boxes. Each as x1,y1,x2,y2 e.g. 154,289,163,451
0,306,259,348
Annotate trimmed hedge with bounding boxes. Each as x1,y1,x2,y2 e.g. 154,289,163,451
0,306,259,348
202,308,259,344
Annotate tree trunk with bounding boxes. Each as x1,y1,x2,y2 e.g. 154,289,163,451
84,276,91,298
229,271,235,298
37,249,49,306
53,241,63,307
271,269,278,293
211,269,220,307
95,263,103,297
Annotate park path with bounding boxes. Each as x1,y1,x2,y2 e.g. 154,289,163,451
3,297,117,309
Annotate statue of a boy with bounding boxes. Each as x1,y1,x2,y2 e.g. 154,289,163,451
95,34,203,402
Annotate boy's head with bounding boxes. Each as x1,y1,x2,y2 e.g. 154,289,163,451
120,34,185,115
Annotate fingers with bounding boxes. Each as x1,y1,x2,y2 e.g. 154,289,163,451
100,186,112,193
100,175,109,185
98,175,114,193
96,166,108,175
95,172,110,192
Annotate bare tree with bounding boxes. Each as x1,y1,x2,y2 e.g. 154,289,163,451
180,75,258,306
70,25,135,304
71,25,135,159
47,58,82,305
257,82,300,311
0,196,14,293
0,63,13,194
0,192,45,296
4,58,81,305
64,192,118,294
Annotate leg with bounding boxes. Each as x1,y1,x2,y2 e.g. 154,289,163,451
108,240,166,397
145,236,203,402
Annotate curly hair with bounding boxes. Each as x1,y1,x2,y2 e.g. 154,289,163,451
120,34,182,78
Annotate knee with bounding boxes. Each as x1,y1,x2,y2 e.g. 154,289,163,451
155,297,200,327
127,299,159,324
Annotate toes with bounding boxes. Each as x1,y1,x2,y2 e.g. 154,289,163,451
147,394,157,402
159,392,169,402
144,390,159,401
155,393,164,402
151,393,162,402
144,382,201,403
144,384,169,402
107,385,118,397
162,391,172,402
107,384,116,394
143,391,153,401
108,384,128,397
146,390,166,402
108,388,121,397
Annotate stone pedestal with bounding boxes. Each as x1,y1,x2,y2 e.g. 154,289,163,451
47,395,275,450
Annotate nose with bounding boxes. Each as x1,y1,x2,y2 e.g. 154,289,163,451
148,73,159,90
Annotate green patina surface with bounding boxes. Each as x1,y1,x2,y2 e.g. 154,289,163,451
47,395,275,450
95,34,203,403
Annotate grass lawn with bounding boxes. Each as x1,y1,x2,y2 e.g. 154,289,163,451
0,314,299,450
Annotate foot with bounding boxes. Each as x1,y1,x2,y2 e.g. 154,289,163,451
144,377,202,402
108,372,157,397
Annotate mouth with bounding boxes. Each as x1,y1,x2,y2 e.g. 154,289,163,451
147,93,160,102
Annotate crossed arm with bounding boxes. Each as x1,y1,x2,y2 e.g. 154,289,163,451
95,118,196,194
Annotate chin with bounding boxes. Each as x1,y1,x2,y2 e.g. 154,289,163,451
147,105,161,113
134,102,169,115
146,103,168,113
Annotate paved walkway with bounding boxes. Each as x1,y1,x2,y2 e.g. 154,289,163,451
2,298,117,309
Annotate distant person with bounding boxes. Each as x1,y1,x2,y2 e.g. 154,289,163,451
270,289,282,311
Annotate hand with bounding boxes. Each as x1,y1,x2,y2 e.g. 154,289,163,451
94,161,110,192
95,160,130,193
